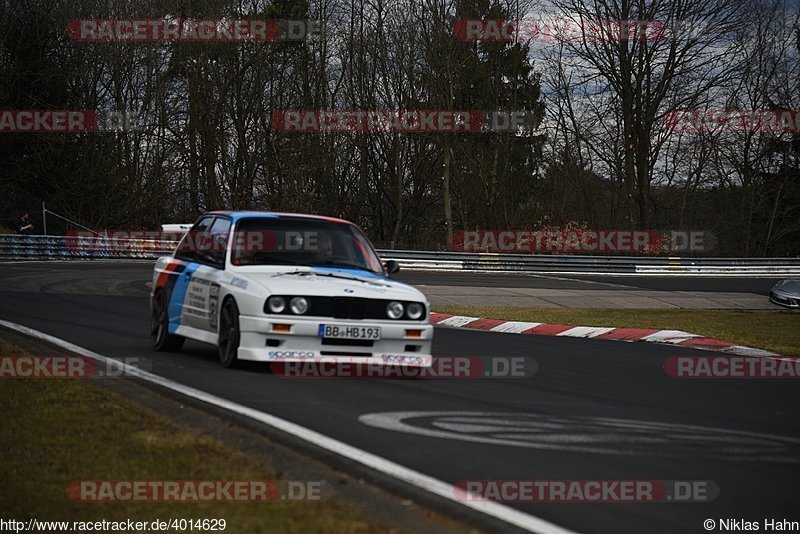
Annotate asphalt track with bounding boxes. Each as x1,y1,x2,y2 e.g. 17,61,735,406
1,262,798,533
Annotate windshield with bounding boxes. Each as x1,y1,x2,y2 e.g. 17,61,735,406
230,217,384,274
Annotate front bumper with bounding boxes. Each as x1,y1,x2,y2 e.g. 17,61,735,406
236,314,433,367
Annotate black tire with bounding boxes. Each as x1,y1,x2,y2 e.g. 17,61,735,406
218,298,241,368
151,290,185,352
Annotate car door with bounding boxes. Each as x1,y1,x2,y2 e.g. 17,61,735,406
168,215,214,334
183,216,231,334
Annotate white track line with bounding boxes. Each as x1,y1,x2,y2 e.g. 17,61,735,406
0,319,579,534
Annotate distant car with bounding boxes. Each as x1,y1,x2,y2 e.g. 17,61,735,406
770,280,800,308
149,211,433,368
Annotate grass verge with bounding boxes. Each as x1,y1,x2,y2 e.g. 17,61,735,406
434,306,800,355
0,338,387,533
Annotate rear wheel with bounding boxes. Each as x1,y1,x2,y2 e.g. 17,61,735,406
218,298,241,368
151,290,184,352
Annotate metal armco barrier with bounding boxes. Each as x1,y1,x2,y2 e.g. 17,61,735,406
375,250,800,276
0,234,177,261
1,235,799,275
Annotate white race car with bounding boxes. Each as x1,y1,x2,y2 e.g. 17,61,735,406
150,211,433,368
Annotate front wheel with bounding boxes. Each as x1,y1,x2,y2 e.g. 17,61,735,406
218,298,241,368
151,291,185,352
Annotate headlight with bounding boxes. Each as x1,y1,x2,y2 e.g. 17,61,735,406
386,301,404,319
289,297,309,315
267,296,286,313
406,302,424,320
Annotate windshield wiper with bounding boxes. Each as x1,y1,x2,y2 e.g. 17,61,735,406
309,270,387,286
313,260,371,271
236,256,298,265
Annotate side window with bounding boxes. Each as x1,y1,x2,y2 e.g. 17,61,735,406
206,217,232,266
175,216,214,261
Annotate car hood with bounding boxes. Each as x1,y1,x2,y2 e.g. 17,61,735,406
773,279,800,296
230,265,425,301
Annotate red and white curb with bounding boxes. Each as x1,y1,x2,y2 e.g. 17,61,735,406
430,313,778,357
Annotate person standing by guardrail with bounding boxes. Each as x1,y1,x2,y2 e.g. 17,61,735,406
14,212,34,234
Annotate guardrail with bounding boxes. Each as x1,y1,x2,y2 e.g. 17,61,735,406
0,234,177,261
376,250,800,275
1,234,799,275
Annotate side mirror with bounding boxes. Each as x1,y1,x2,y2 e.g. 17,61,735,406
384,260,401,275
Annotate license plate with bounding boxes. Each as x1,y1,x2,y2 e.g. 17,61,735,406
318,324,382,340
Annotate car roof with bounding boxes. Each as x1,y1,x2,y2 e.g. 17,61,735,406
206,210,353,225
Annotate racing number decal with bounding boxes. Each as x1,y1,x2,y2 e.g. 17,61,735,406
208,283,220,329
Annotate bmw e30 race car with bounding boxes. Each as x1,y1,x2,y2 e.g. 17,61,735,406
149,211,433,368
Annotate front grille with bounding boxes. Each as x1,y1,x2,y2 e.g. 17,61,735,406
312,297,386,320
